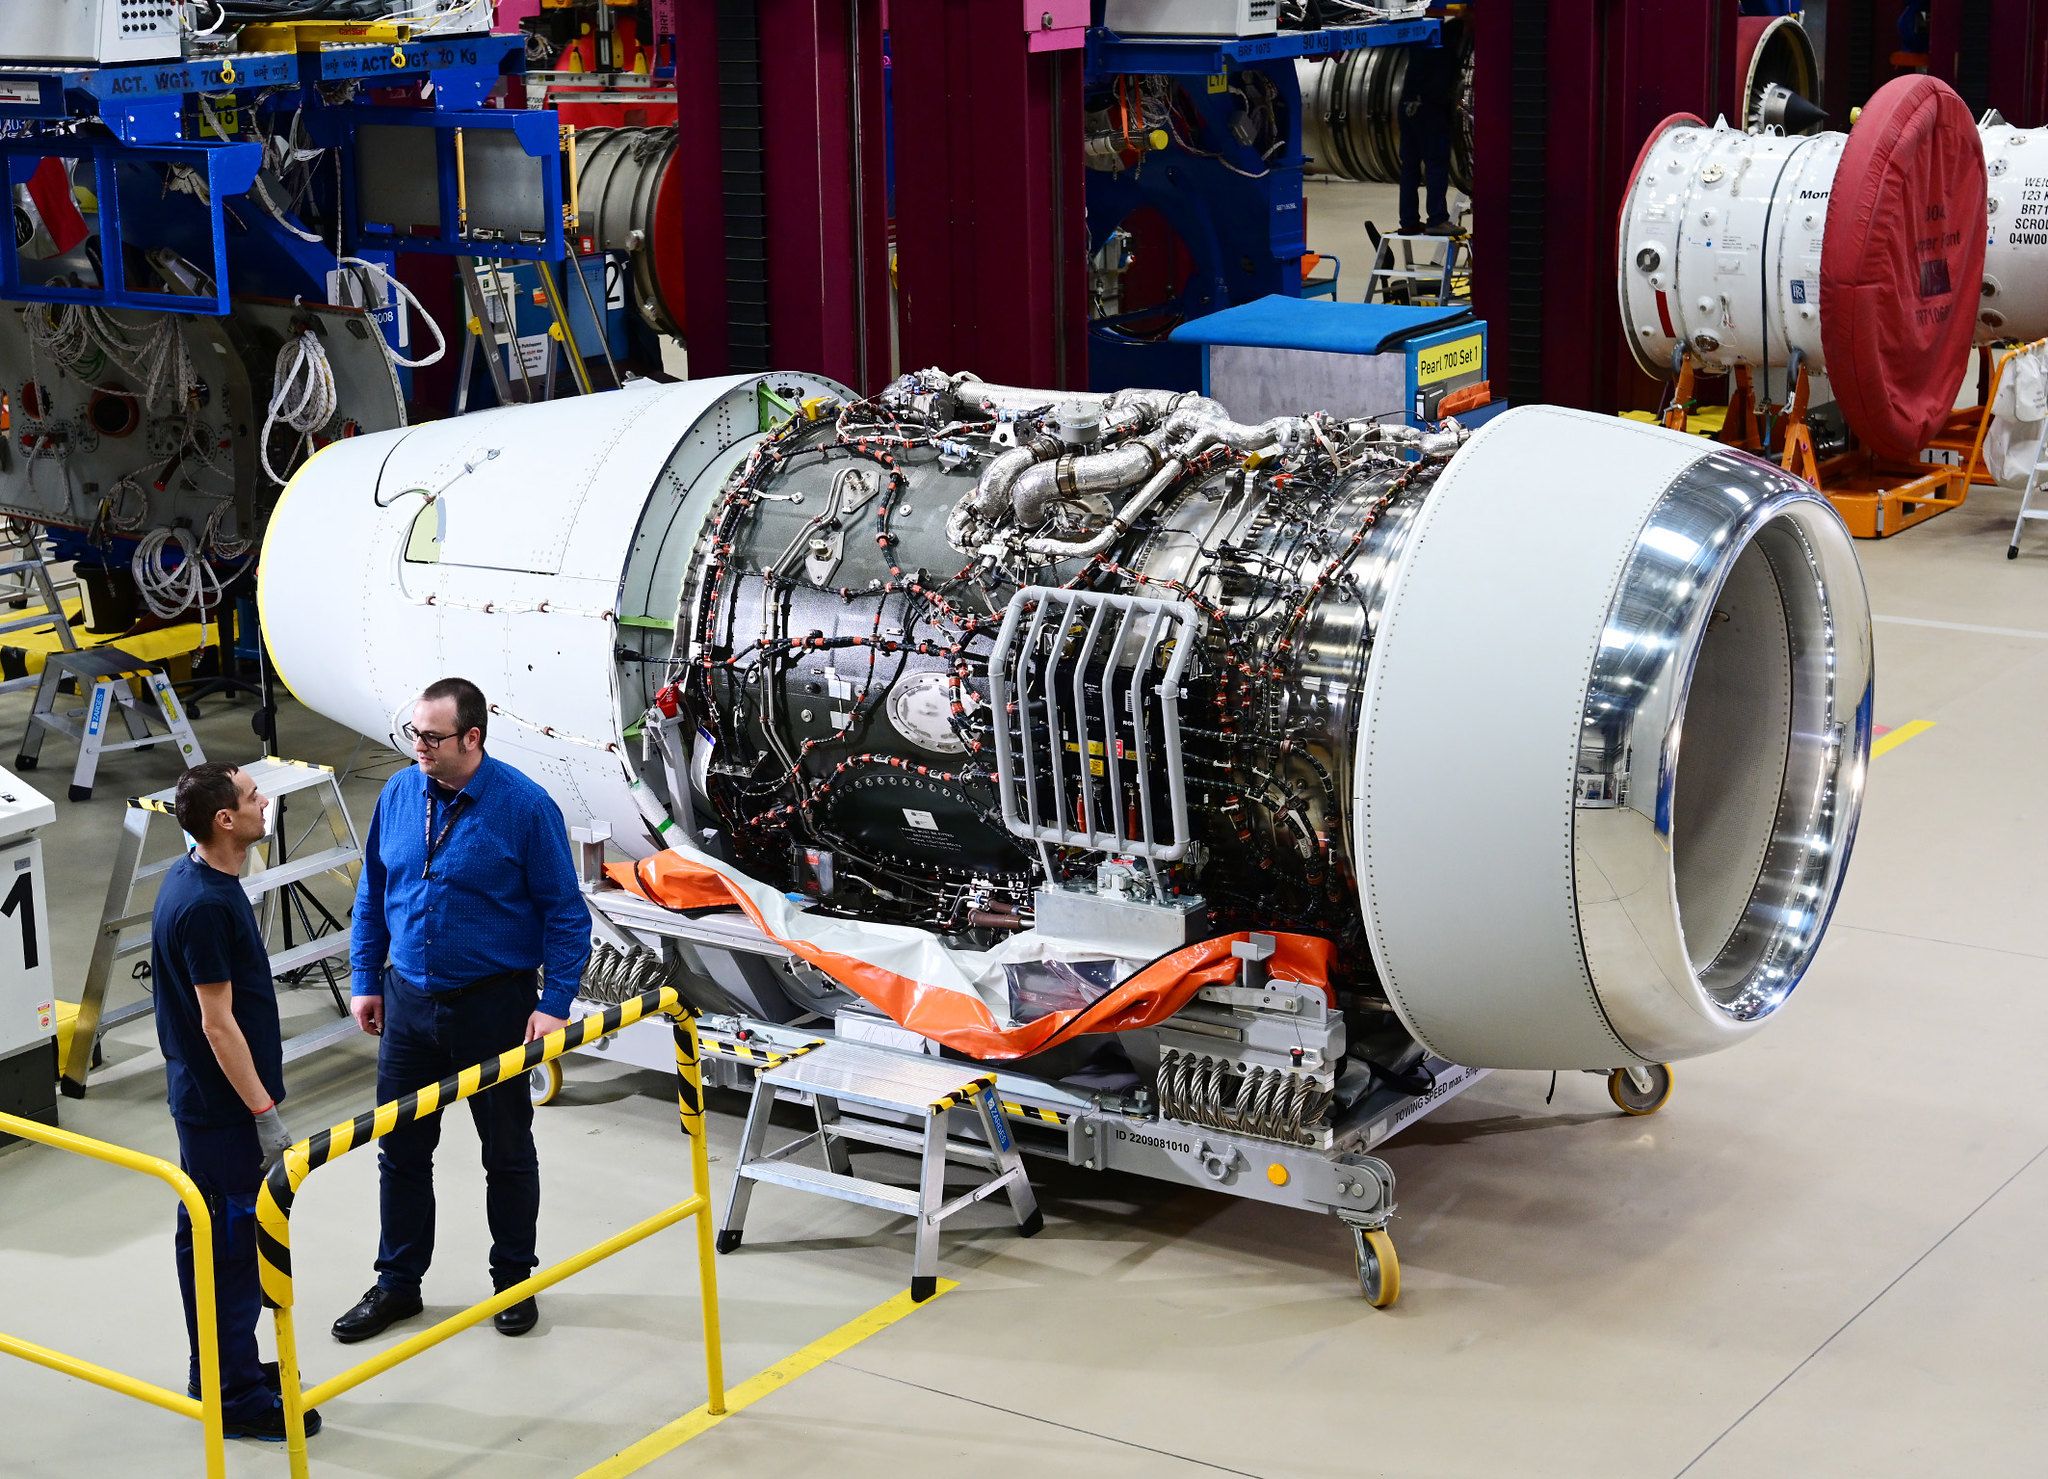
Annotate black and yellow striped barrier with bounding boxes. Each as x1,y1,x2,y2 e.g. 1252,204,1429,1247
1001,1100,1071,1127
255,987,726,1478
927,1074,998,1115
701,1033,826,1071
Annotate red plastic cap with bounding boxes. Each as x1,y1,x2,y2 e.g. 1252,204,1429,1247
1819,75,1987,462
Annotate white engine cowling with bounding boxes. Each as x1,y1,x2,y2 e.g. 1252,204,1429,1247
1981,121,2048,343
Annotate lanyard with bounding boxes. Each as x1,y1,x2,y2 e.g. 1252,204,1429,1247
422,789,466,881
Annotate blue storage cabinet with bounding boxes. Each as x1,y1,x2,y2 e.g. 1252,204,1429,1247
1168,296,1505,430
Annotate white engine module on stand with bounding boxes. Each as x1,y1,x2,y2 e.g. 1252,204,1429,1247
0,764,56,1140
1102,0,1278,40
0,0,192,66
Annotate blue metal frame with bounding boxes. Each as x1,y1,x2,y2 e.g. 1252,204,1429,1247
295,33,526,107
0,136,260,314
1084,22,1436,392
0,53,300,143
1085,19,1438,77
307,105,565,262
0,31,544,315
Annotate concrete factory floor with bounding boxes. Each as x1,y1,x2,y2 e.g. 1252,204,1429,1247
5,219,2048,1475
2,489,2044,1479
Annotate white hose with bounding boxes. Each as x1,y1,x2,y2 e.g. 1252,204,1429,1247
260,330,338,485
337,256,447,369
133,525,229,626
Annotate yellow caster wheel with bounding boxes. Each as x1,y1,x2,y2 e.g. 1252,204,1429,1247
1608,1063,1673,1116
1352,1226,1400,1308
529,1059,563,1107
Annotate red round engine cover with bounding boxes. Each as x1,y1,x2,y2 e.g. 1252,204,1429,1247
651,149,687,341
1819,75,1987,462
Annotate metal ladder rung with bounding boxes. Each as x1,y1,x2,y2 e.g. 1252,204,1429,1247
280,1014,361,1065
242,844,359,899
233,759,343,799
739,1158,924,1216
47,731,166,756
0,606,70,638
824,1117,1002,1167
270,933,351,977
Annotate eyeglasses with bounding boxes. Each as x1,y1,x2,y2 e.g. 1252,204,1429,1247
401,723,461,749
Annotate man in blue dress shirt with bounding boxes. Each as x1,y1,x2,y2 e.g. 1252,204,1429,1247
332,677,589,1343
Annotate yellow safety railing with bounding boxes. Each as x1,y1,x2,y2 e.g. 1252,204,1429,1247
0,1113,227,1479
256,986,724,1479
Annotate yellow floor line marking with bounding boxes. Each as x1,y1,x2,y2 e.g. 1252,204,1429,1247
1872,720,1935,759
578,1281,958,1478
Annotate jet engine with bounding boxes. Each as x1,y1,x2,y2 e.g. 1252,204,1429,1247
261,371,1872,1072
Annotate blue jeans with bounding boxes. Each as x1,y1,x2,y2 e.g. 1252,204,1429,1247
173,1118,271,1418
1398,105,1451,230
373,967,540,1294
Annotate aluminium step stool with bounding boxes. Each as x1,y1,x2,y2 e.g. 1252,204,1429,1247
15,646,202,801
58,756,362,1096
716,1038,1043,1301
0,554,79,695
2009,427,2048,558
1364,229,1469,306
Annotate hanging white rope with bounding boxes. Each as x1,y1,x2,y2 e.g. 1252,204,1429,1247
260,329,338,485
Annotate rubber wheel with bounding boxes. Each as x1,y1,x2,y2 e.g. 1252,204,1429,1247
1354,1227,1401,1308
1608,1063,1674,1116
529,1059,562,1107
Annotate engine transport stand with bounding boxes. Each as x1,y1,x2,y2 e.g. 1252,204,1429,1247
561,859,1532,1307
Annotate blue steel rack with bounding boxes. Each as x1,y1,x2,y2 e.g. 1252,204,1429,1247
0,31,552,315
1085,18,1439,77
1084,20,1440,393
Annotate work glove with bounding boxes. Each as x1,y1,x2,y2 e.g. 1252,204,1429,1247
254,1104,297,1177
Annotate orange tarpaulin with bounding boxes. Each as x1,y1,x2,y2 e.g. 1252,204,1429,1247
607,851,1335,1061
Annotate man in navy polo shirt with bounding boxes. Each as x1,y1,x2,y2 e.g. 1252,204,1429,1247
152,762,322,1443
333,676,588,1344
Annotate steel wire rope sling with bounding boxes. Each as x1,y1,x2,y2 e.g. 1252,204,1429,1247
253,987,726,1478
0,1112,232,1478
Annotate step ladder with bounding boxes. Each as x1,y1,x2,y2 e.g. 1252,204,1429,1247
0,550,80,696
453,256,603,413
59,756,364,1096
17,647,203,801
717,1038,1043,1302
2008,430,2048,558
1365,230,1470,306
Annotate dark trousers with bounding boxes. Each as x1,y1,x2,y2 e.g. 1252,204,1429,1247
173,1118,270,1416
373,967,540,1294
1398,105,1452,230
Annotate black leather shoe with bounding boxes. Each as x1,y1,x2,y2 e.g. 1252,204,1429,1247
493,1295,539,1336
331,1285,424,1344
223,1397,322,1443
190,1359,280,1401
